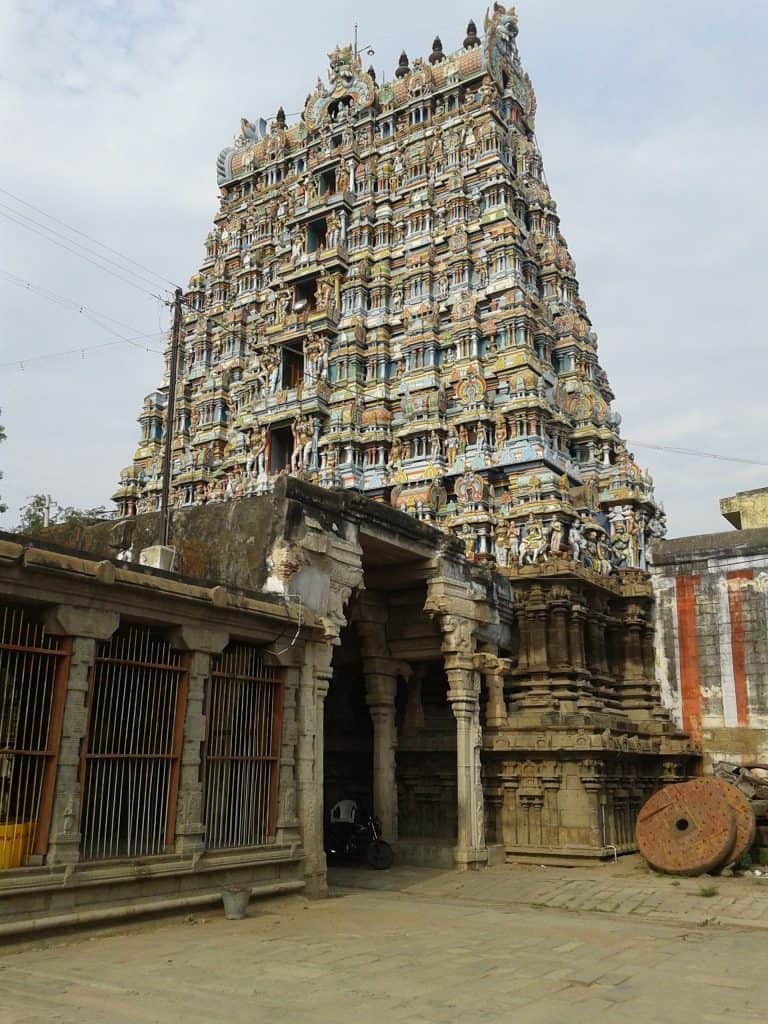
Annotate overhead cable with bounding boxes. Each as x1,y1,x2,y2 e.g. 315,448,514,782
0,186,180,290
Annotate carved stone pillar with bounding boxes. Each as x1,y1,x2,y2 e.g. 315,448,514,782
166,625,229,856
425,566,495,869
353,598,406,845
547,599,570,671
365,670,399,842
296,639,334,896
474,652,510,729
514,604,529,673
271,644,304,847
641,624,656,684
521,587,553,708
526,587,549,673
446,659,487,869
41,606,120,866
623,607,645,682
567,603,587,674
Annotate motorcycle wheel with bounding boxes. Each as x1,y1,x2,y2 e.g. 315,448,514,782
366,839,394,870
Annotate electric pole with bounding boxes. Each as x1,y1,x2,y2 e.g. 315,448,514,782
160,287,183,548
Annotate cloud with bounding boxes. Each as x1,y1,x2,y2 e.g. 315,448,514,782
1,0,766,537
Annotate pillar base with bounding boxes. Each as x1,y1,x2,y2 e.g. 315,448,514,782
303,864,328,898
453,846,489,871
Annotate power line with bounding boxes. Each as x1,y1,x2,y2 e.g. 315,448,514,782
627,440,768,469
0,202,167,295
0,335,164,371
0,268,160,339
0,207,168,301
0,186,180,290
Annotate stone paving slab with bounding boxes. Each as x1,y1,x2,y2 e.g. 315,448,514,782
329,855,768,931
0,885,766,1024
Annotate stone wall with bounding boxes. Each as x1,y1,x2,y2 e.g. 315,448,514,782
0,532,312,931
650,528,768,768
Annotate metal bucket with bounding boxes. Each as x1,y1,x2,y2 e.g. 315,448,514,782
221,888,251,920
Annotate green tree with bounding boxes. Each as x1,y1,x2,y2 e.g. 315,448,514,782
16,494,108,534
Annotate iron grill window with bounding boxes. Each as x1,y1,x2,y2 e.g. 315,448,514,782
203,645,283,850
0,605,69,868
79,627,187,861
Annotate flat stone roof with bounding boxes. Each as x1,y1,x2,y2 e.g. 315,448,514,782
650,526,768,567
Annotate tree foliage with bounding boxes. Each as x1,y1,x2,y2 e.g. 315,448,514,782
16,494,108,534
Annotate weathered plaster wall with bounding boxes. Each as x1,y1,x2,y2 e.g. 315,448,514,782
650,528,768,767
721,486,768,530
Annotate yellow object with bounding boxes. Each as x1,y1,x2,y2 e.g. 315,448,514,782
0,821,35,869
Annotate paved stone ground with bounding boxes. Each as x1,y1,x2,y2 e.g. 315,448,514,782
1,862,767,1024
331,854,768,931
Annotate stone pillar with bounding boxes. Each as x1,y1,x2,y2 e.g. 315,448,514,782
623,607,645,683
474,652,510,729
166,625,229,856
272,645,303,847
295,639,334,896
41,605,120,866
547,599,570,671
365,670,399,842
522,587,553,708
425,567,497,870
444,650,487,870
567,603,587,674
353,597,407,844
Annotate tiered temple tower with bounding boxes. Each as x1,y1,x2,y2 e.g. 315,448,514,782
114,5,666,578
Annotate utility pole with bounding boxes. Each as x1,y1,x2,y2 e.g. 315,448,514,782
160,287,183,548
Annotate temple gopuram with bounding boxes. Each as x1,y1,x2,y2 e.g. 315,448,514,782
114,6,665,570
102,6,696,868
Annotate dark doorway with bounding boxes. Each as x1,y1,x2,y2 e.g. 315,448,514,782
324,624,373,817
397,661,457,843
269,426,294,473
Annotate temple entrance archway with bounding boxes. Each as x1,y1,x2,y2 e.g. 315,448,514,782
322,537,460,867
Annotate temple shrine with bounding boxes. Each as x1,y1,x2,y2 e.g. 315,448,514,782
104,7,695,867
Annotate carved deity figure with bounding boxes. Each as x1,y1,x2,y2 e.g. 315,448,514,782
508,523,520,563
458,424,469,455
598,535,614,576
494,414,507,448
548,519,563,555
430,430,442,460
494,523,509,567
609,505,639,568
389,436,403,466
261,346,281,394
246,426,267,479
291,230,306,262
290,415,313,472
327,212,342,248
304,333,328,384
518,515,547,566
568,518,586,563
462,525,476,559
446,424,459,466
277,289,292,323
316,270,333,311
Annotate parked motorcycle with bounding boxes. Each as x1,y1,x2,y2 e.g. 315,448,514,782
324,799,394,870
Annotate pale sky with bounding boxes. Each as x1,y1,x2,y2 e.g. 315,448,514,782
1,0,766,537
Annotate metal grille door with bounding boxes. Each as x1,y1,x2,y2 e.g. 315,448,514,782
203,645,283,849
79,627,187,860
0,605,69,867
